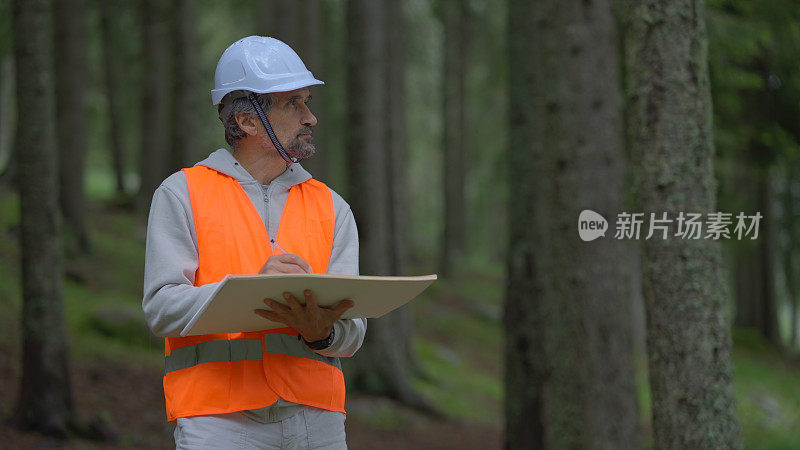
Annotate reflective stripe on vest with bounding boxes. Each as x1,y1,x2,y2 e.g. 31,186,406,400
164,339,262,374
162,165,342,422
164,334,342,374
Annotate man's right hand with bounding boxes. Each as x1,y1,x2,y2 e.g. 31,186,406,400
259,254,312,274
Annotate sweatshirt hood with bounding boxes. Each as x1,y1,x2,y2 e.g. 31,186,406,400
195,148,312,189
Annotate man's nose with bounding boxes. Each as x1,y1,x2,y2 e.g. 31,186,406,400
302,105,318,127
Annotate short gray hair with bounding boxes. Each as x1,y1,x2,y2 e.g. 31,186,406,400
218,91,274,148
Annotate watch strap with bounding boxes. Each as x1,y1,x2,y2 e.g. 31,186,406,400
303,326,335,350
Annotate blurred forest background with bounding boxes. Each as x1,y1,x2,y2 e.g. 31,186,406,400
1,0,800,448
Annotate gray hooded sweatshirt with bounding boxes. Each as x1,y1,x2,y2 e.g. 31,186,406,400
142,148,366,420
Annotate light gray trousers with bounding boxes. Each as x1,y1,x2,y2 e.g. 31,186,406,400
174,407,347,449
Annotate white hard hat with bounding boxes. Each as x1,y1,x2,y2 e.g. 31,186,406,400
211,36,324,105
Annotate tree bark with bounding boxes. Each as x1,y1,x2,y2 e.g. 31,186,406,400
731,167,779,346
294,0,330,182
384,0,421,379
98,0,126,195
439,0,467,277
734,245,758,327
169,0,198,172
345,0,433,413
505,0,546,447
623,0,742,448
732,167,757,329
0,55,14,180
505,0,642,447
54,0,89,253
12,0,75,436
782,163,798,348
258,0,297,47
136,0,169,212
757,171,780,346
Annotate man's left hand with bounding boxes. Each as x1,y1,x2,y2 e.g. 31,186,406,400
254,290,355,342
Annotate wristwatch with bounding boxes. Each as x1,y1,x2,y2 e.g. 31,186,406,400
303,326,335,350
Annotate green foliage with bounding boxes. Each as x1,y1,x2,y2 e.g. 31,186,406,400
709,0,800,169
709,0,800,354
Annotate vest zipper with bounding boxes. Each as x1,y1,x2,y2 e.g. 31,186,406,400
264,183,273,242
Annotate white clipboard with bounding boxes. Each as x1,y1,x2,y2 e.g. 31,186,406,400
180,273,438,337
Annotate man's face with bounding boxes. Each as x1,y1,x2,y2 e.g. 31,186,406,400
264,87,318,159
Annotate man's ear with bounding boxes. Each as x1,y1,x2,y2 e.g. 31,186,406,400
235,111,260,136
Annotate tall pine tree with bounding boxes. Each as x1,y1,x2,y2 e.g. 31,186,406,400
623,0,742,447
54,0,89,252
344,0,432,412
12,0,75,436
505,0,641,447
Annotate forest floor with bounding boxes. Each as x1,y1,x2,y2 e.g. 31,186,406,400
0,190,799,449
0,346,502,449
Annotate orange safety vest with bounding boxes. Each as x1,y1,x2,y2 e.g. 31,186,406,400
162,165,345,422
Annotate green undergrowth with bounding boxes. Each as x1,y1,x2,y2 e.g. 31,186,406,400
67,202,160,367
409,256,504,427
0,189,161,371
732,327,800,449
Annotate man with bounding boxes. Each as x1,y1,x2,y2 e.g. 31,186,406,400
143,36,366,449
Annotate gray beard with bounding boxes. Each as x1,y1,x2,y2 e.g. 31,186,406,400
259,133,316,160
285,136,316,159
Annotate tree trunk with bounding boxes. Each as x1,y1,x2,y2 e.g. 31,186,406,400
345,0,433,413
169,0,198,172
258,0,297,47
294,0,330,182
732,167,780,346
539,0,642,446
623,0,742,448
54,0,89,254
782,163,798,348
98,0,125,195
136,0,169,212
757,171,780,346
12,0,75,436
505,0,642,447
0,55,14,179
384,0,420,379
505,0,546,447
733,168,756,329
439,0,467,277
734,245,757,327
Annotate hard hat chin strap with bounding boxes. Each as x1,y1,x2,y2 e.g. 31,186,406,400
248,93,301,164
